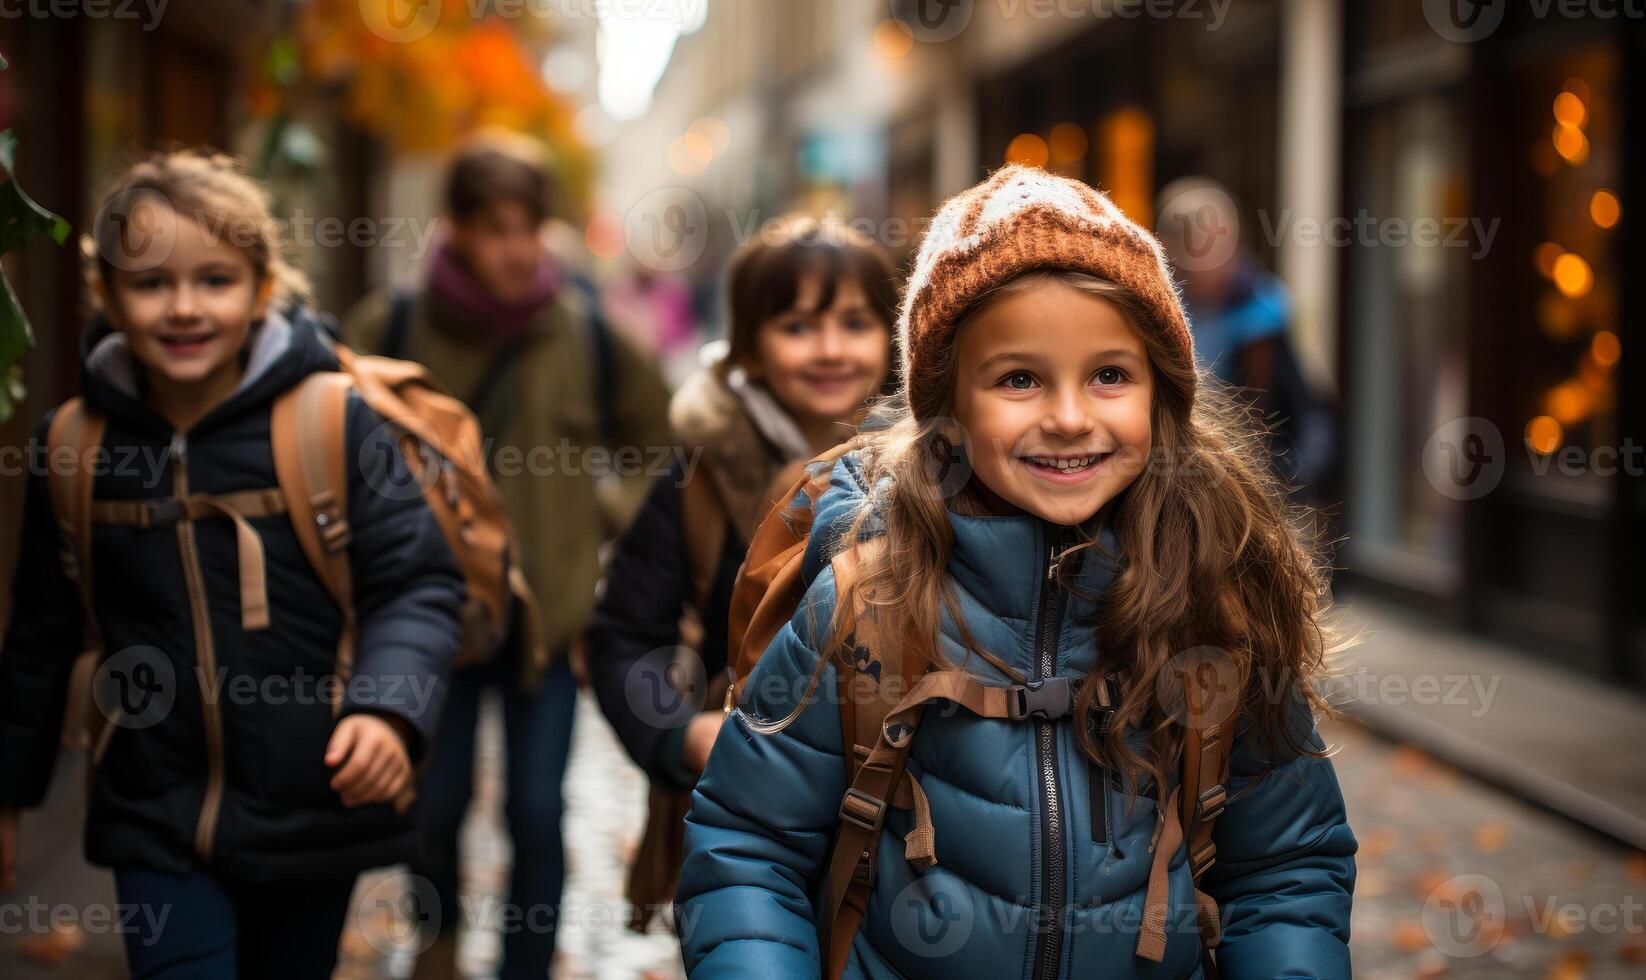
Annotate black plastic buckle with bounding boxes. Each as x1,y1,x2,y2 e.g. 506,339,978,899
145,498,186,528
1008,676,1075,722
1090,705,1116,737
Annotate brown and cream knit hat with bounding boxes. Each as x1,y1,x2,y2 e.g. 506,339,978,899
898,163,1193,416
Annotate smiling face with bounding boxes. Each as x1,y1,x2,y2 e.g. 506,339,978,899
103,199,268,398
749,271,892,450
950,277,1154,525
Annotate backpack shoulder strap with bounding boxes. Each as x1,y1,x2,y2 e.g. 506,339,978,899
570,274,618,445
45,399,105,647
680,460,728,616
271,371,358,693
382,289,415,360
1168,662,1244,968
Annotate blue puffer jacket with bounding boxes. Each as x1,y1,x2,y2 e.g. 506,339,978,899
677,453,1356,978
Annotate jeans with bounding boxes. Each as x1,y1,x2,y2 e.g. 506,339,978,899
415,645,578,980
112,868,355,979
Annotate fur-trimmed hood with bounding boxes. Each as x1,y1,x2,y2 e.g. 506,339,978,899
669,342,812,542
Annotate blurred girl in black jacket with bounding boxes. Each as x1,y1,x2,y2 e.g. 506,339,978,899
586,216,895,923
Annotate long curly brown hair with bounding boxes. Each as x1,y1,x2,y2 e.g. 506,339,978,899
792,268,1341,797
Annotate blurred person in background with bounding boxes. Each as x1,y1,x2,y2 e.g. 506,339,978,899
585,216,897,931
342,131,671,980
1157,178,1336,500
603,262,701,388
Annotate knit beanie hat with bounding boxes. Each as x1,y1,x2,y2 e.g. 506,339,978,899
897,164,1194,417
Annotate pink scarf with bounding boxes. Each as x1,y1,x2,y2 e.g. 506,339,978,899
427,239,563,343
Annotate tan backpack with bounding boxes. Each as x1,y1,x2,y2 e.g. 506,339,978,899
726,448,1241,977
48,342,544,767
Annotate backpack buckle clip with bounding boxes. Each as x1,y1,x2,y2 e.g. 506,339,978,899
1008,676,1074,722
144,497,187,528
839,788,888,835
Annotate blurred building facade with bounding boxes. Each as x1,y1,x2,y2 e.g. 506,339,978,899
599,0,1644,691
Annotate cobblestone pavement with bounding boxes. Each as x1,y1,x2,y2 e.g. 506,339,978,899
1328,717,1646,979
335,690,683,980
14,694,1630,977
328,701,1644,979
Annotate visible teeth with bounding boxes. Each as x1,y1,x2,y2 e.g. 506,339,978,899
1029,455,1095,470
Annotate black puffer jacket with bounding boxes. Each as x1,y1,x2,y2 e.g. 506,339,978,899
0,309,465,882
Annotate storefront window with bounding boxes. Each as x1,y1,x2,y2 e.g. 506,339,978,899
1509,42,1620,503
1345,93,1471,590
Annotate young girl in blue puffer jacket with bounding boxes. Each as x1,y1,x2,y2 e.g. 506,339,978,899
675,165,1357,979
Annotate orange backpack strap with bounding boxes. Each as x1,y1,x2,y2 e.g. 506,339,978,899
271,372,357,701
46,399,107,752
1134,660,1243,966
726,444,853,697
680,460,728,616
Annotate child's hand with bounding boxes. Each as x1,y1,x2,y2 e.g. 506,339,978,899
682,711,725,776
325,714,412,808
1,805,20,891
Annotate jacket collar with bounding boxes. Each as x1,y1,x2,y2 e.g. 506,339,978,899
78,306,342,435
806,451,1121,625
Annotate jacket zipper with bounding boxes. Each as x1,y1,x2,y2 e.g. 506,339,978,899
171,432,225,862
1032,526,1070,980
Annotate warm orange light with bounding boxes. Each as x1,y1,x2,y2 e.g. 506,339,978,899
689,117,731,157
668,132,713,175
1552,252,1594,298
1525,416,1563,455
1544,382,1592,426
1048,122,1088,163
1006,133,1050,168
1534,242,1564,278
1553,92,1587,128
585,215,624,259
1553,123,1590,165
872,19,914,60
1562,76,1591,102
1590,189,1621,229
1538,293,1581,341
1592,330,1621,367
